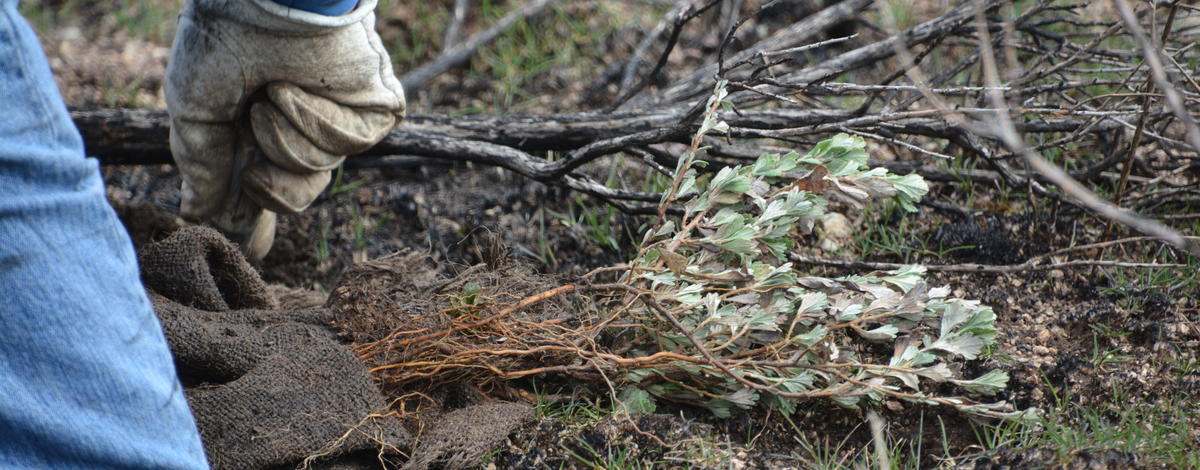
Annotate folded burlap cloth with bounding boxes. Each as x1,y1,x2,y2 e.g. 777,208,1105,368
139,226,409,469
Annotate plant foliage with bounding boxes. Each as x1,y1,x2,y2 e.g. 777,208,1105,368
616,82,1034,421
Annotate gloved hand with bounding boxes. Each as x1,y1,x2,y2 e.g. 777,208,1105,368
165,0,406,260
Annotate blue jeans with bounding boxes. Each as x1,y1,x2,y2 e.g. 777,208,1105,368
0,0,209,468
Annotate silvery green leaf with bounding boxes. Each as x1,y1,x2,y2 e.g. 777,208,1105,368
796,291,828,316
928,334,985,360
704,399,734,418
853,175,898,200
796,277,844,290
619,387,657,415
746,308,779,331
761,238,791,260
830,394,861,409
886,370,921,390
751,153,780,176
758,199,790,222
913,363,953,382
626,369,654,383
834,301,863,322
803,134,868,176
954,370,1008,395
859,325,899,341
677,283,705,307
764,264,798,287
766,394,797,415
677,169,699,196
829,178,871,203
644,271,677,287
780,372,815,392
700,295,723,318
938,299,969,337
727,292,761,304
727,388,759,408
653,220,676,237
885,173,930,212
891,343,920,366
928,285,951,298
883,265,926,293
709,167,751,195
958,305,998,343
912,351,938,366
688,195,712,216
751,151,800,177
710,208,743,227
793,325,828,346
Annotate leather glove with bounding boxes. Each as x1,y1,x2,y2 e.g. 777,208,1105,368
165,0,406,260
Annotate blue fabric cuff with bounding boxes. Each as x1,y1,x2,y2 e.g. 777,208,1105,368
270,0,359,16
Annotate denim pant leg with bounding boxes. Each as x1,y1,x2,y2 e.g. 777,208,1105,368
0,2,209,469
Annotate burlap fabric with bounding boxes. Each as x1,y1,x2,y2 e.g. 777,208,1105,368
140,226,409,469
401,402,533,470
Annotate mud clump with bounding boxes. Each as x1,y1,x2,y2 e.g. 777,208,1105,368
933,217,1022,264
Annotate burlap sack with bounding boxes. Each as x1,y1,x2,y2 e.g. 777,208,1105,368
401,402,534,470
140,226,409,470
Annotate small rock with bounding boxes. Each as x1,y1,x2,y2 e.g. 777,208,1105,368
817,212,854,251
354,187,373,205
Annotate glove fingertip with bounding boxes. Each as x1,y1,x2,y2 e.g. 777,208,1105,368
241,162,332,215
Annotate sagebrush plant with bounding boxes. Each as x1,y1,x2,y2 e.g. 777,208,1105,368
615,81,1035,421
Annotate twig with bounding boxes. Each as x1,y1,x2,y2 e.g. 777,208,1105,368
972,0,1200,255
617,0,693,93
604,0,722,112
788,253,1186,273
1112,0,1200,153
400,0,557,90
441,0,471,53
637,0,873,108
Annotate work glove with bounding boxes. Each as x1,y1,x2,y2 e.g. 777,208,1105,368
165,0,406,260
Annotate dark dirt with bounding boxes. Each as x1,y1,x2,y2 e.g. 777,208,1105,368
105,161,638,291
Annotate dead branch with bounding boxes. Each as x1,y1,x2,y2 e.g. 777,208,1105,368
631,0,875,109
77,0,1198,234
788,254,1187,273
967,0,1200,256
604,0,722,112
441,0,470,53
400,0,557,90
